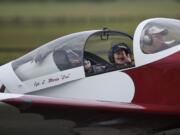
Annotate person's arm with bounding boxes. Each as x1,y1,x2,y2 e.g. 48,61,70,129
123,51,132,63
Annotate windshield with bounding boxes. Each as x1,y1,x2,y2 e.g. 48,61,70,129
84,31,133,76
140,19,180,54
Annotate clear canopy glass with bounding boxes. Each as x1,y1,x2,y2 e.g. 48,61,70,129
12,29,133,81
12,31,98,81
140,19,180,54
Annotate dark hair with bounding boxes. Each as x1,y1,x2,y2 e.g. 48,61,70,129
108,43,131,63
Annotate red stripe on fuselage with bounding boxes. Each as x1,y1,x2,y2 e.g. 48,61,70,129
125,52,180,105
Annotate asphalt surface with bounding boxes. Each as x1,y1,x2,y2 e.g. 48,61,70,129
1,102,180,135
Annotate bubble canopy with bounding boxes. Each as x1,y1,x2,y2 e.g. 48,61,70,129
11,30,97,80
140,19,180,54
11,30,132,81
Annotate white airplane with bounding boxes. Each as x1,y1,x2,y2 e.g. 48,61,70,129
1,18,180,120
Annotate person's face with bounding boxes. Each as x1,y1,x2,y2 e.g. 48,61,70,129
152,33,164,48
84,60,91,71
113,50,126,65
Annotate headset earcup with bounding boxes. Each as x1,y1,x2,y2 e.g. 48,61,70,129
143,35,152,45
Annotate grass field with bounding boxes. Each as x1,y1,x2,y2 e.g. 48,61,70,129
1,0,180,19
0,0,180,64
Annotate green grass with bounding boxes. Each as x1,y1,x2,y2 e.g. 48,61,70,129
0,0,180,19
0,52,25,64
0,21,138,48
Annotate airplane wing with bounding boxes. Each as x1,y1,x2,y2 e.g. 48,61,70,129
1,93,180,135
1,93,180,118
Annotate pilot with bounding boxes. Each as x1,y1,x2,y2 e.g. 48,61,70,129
84,59,106,75
142,26,178,54
84,59,93,74
84,43,133,75
108,43,133,69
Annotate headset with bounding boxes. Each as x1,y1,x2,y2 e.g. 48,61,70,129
143,34,153,45
142,26,168,46
108,43,132,63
